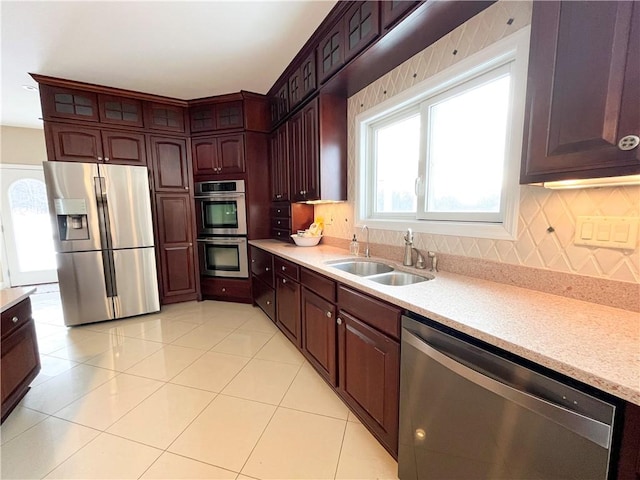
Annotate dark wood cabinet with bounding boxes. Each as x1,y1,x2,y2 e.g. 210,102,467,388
270,124,289,201
144,102,186,133
302,286,337,386
290,98,319,201
318,22,345,83
618,402,640,480
40,85,99,123
149,136,190,192
275,257,301,346
1,297,41,423
250,246,275,321
101,130,147,166
46,123,103,162
154,193,198,303
276,83,289,121
520,1,640,184
344,1,380,61
192,134,245,176
46,123,146,166
338,309,400,455
98,94,144,128
289,51,317,108
381,1,419,30
200,277,251,302
190,101,244,133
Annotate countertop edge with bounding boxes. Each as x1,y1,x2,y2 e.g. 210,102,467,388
0,287,37,313
249,240,640,406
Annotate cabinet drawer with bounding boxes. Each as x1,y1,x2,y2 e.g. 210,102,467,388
270,205,291,219
301,268,336,303
1,298,32,340
272,229,291,242
250,246,274,288
272,217,291,230
252,276,275,322
201,277,251,301
338,285,401,339
275,257,299,281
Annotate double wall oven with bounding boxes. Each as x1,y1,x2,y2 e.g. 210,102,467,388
195,180,248,278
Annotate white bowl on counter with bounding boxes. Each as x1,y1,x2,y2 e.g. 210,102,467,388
291,234,322,247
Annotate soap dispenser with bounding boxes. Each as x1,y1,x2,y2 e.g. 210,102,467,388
349,235,360,256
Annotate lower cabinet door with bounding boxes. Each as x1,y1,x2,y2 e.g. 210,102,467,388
302,288,337,385
276,273,301,347
338,310,400,454
252,275,275,322
1,321,40,422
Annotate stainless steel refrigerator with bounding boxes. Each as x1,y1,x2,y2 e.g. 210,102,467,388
43,161,160,326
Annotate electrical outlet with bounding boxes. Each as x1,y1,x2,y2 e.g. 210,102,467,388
574,216,639,249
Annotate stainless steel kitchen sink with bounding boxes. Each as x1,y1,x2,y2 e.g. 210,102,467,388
328,260,394,276
367,271,433,286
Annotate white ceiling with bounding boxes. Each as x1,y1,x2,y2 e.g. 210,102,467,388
1,1,337,129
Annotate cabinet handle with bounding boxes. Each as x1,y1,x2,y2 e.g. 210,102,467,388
326,311,332,318
336,317,343,325
11,316,18,324
618,135,640,151
282,278,287,284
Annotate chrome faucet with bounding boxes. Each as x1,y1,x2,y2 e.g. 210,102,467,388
403,228,413,266
362,225,370,258
428,251,438,272
413,248,426,269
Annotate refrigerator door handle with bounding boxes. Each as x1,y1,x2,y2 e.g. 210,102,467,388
101,250,117,298
94,176,117,299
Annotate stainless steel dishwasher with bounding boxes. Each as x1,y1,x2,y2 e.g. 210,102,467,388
399,314,617,480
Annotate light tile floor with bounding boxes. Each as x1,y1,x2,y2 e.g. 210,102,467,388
1,286,398,479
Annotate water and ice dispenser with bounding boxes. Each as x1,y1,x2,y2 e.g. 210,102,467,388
54,198,90,241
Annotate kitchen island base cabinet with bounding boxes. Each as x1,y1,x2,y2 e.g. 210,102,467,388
1,297,40,423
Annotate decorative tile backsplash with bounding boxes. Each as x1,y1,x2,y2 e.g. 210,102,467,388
316,0,640,284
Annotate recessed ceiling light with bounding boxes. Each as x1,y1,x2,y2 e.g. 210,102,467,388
22,85,38,92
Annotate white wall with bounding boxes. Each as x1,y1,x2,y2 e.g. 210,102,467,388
316,0,640,284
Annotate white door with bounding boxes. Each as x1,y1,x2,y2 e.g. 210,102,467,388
0,165,58,286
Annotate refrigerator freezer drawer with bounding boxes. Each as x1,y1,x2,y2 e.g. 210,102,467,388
112,247,160,319
57,251,113,326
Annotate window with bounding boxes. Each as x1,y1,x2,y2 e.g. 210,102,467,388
357,28,530,239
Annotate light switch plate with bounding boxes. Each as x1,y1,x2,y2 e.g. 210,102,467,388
574,216,639,249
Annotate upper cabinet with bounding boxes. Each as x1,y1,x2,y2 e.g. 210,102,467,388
149,136,190,192
40,85,100,122
192,133,245,176
143,102,186,133
98,94,144,128
520,1,640,184
190,100,244,133
381,1,419,30
318,22,345,84
289,51,317,109
343,1,380,62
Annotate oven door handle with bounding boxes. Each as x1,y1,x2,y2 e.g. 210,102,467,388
194,193,245,199
402,328,613,449
197,238,246,245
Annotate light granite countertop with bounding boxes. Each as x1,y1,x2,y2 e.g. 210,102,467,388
1,286,36,313
250,239,640,406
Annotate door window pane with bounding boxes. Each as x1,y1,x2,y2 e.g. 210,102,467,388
8,179,56,271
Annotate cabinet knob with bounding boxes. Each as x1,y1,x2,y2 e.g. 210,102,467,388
281,266,286,271
326,311,332,318
97,156,103,161
336,317,343,325
184,187,188,190
265,267,270,272
618,135,640,151
266,300,271,305
11,316,18,324
276,194,282,199
252,259,256,263
221,287,226,292
188,243,192,247
104,157,110,162
282,278,287,284
277,209,282,214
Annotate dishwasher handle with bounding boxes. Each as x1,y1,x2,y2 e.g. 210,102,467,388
403,328,613,449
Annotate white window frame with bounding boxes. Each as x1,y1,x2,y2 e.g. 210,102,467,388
355,27,530,240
